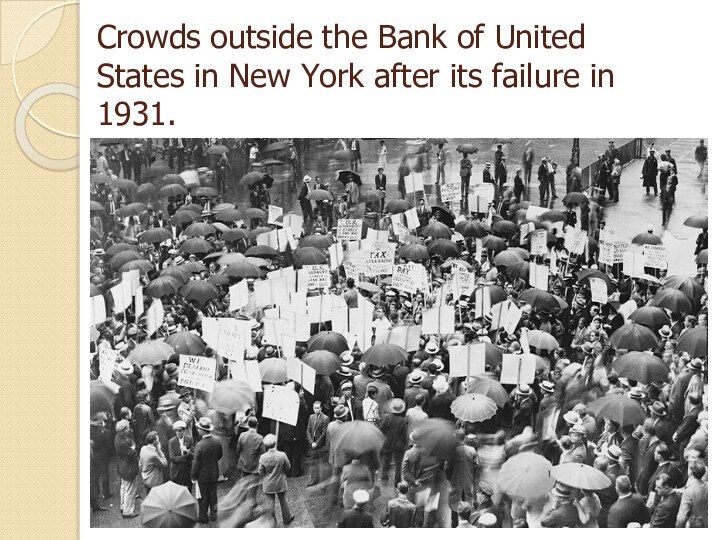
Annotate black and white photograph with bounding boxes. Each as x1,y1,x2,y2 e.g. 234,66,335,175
88,137,709,528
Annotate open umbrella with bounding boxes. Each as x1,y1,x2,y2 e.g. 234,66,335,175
119,259,154,275
498,452,554,500
309,189,333,202
385,199,412,214
613,351,670,384
160,265,192,284
336,169,362,186
216,253,247,268
450,394,498,423
245,245,281,258
472,285,508,307
307,331,349,356
109,250,144,270
158,183,187,199
505,261,530,281
176,203,203,214
491,220,519,238
141,481,198,528
262,141,290,154
293,247,327,266
222,229,248,243
183,222,217,238
587,394,647,426
127,340,175,366
518,289,563,311
208,274,230,287
209,379,254,415
397,243,429,263
157,174,185,187
179,280,219,305
91,172,111,185
90,380,117,414
214,209,244,223
246,257,271,268
302,350,341,375
356,282,380,294
411,418,459,460
106,242,138,257
192,186,219,198
165,331,207,356
146,164,174,179
696,249,708,265
207,144,230,156
455,220,490,239
141,227,173,244
466,376,509,407
683,215,708,229
428,239,460,258
246,225,271,241
481,235,507,253
609,322,659,351
361,343,408,367
675,326,707,357
563,192,589,205
539,210,567,223
576,269,617,293
632,231,662,246
429,205,455,228
136,183,156,199
628,306,670,330
182,261,208,274
298,235,334,250
238,171,265,187
493,251,524,269
527,330,560,351
170,210,200,227
146,276,182,298
179,237,213,255
333,421,385,459
259,358,288,383
90,200,106,212
421,222,453,239
456,143,478,154
225,262,265,280
551,463,611,491
660,275,704,302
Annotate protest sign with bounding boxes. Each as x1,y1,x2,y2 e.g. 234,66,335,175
145,298,164,337
110,282,132,314
337,218,363,241
268,204,283,225
263,384,300,426
306,294,333,322
404,208,420,230
123,269,140,296
448,344,487,377
343,260,359,281
98,347,119,383
622,251,645,277
491,299,522,333
304,264,331,290
500,354,536,385
287,357,316,394
331,306,351,334
229,359,262,392
451,266,475,299
612,241,628,264
422,305,455,335
365,228,389,244
525,204,545,221
405,173,424,194
365,245,396,276
530,230,548,255
386,325,422,352
392,263,417,293
643,244,667,269
216,319,252,361
91,294,106,326
599,241,614,265
329,242,344,270
134,287,144,318
475,286,493,317
564,227,588,255
280,311,311,341
520,221,536,245
229,280,249,312
441,181,462,203
282,214,304,238
589,277,608,304
529,262,549,291
178,354,216,392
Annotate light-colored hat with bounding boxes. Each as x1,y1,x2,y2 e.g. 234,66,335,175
352,489,369,505
432,375,449,393
388,398,406,414
425,340,439,355
515,384,532,396
303,175,312,183
408,372,423,385
569,424,587,436
539,380,555,393
659,325,672,338
431,358,445,372
563,411,581,425
340,380,353,391
173,256,185,265
333,405,349,419
196,417,214,432
118,359,133,376
476,513,497,527
551,484,573,498
172,420,187,431
605,445,622,462
340,351,354,367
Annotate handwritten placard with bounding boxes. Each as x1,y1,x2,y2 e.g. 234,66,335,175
178,354,216,392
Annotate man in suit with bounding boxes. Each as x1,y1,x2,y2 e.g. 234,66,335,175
379,398,407,485
642,148,659,195
537,157,552,202
380,481,416,528
131,143,144,182
120,143,132,179
375,167,387,212
258,434,295,525
540,485,581,528
456,501,476,528
676,461,708,527
646,444,682,501
620,424,639,484
606,475,650,528
168,420,194,490
114,419,139,519
338,380,362,421
306,401,330,486
635,419,660,496
338,489,374,528
447,429,478,528
674,391,703,454
649,473,681,527
191,417,223,523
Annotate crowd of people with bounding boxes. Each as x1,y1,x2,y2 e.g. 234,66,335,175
89,138,708,528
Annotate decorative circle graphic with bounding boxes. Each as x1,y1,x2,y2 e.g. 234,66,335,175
15,83,79,171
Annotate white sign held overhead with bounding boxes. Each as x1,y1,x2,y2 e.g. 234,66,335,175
643,244,667,269
287,357,316,394
262,384,300,426
337,218,363,241
178,354,216,392
500,354,536,385
589,277,608,304
448,343,488,377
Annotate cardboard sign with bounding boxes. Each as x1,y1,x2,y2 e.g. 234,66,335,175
110,282,132,314
365,228,389,243
343,260,359,281
134,286,144,318
146,298,164,337
525,204,545,221
405,208,420,230
475,286,493,317
386,325,422,352
392,263,417,293
529,262,549,291
405,173,424,194
305,264,331,290
599,241,614,266
255,277,289,307
230,359,262,392
262,384,300,426
287,357,316,394
612,241,628,264
520,222,536,245
337,218,363,241
229,280,249,312
622,251,645,277
448,344,488,377
490,299,522,333
530,230,548,255
365,245,396,276
500,353,536,385
216,319,253,361
285,268,309,298
643,244,667,269
441,181,462,203
564,227,588,255
306,294,333,322
178,354,216,392
331,306,351,334
282,214,304,238
268,205,283,226
91,294,107,326
452,266,475,300
98,347,119,383
329,242,344,270
589,277,608,304
422,304,455,335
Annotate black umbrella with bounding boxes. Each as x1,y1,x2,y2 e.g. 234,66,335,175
456,143,478,154
430,205,456,228
428,239,460,259
336,169,362,186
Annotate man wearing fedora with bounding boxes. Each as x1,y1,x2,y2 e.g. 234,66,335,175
114,419,139,519
191,417,223,523
540,484,581,527
635,419,661,497
401,430,441,527
379,398,407,485
168,420,194,490
668,358,703,424
404,372,429,412
306,401,330,487
447,429,478,528
258,434,295,525
337,379,362,421
327,404,349,500
512,384,535,437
